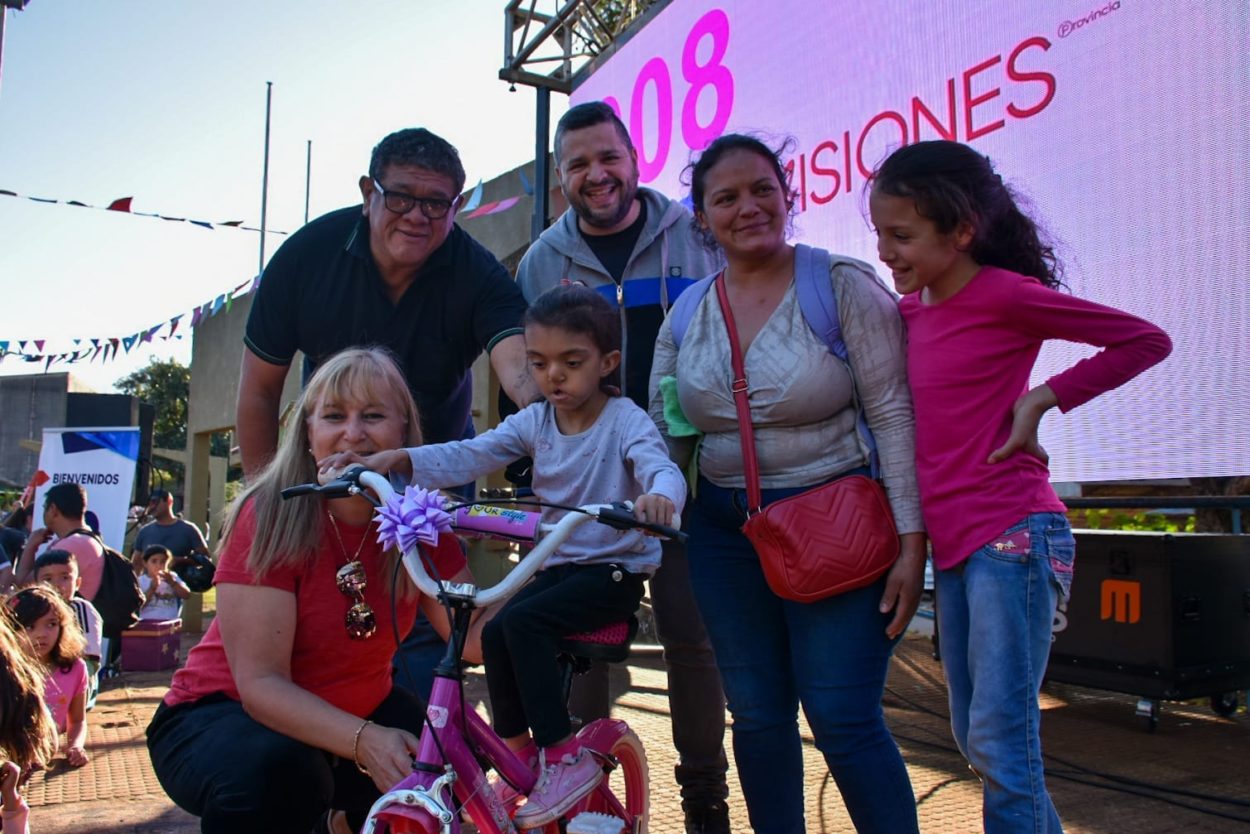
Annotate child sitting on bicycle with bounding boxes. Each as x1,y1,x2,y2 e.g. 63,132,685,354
323,284,686,827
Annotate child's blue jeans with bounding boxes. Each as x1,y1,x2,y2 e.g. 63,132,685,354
936,511,1075,834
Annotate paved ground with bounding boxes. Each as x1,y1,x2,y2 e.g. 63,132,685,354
27,615,1250,833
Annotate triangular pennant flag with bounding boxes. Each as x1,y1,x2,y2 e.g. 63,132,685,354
0,341,8,353
225,294,234,314
190,306,204,328
67,200,88,207
107,197,133,212
519,168,534,196
122,335,137,353
91,344,103,361
18,341,26,351
158,215,186,223
0,190,16,197
211,294,225,315
45,356,55,372
34,340,45,352
189,220,214,230
250,273,262,293
460,179,484,213
169,315,182,338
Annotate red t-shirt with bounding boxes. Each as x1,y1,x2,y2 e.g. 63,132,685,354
165,501,466,717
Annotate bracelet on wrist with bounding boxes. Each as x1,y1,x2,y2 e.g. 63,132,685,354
351,719,372,776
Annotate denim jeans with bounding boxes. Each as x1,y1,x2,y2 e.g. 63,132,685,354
687,478,918,834
936,512,1075,834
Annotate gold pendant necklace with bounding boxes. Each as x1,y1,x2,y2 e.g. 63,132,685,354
326,510,377,640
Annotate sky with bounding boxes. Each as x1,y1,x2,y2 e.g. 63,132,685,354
0,0,569,392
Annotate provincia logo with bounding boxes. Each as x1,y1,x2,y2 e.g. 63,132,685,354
1058,1,1122,38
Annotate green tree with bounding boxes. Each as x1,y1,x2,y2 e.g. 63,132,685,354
115,357,190,451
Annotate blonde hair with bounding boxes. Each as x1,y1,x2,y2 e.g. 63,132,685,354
223,347,423,595
0,610,56,768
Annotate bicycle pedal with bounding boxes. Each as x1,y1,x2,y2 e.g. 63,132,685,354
566,811,626,834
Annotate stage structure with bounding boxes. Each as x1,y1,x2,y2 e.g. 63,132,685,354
567,0,1249,485
500,0,668,240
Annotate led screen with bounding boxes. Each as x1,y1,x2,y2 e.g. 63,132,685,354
572,0,1248,482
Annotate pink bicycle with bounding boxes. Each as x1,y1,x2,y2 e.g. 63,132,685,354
285,467,682,834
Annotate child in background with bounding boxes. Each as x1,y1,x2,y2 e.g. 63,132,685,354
0,610,58,834
321,285,686,828
869,139,1171,832
10,586,90,768
34,550,103,708
137,545,190,621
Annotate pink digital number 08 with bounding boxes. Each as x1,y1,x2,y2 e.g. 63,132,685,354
605,9,734,183
680,8,734,154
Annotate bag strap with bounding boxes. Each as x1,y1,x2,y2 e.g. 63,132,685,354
713,272,765,514
668,272,718,347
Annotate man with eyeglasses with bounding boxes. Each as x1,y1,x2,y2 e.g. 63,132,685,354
238,128,539,701
239,127,538,473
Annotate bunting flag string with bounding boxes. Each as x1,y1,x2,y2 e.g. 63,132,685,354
0,188,288,236
455,177,559,221
0,274,261,369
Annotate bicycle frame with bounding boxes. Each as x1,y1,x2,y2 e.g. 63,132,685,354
351,471,651,834
365,673,639,833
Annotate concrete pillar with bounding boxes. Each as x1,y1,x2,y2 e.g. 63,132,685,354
182,431,212,633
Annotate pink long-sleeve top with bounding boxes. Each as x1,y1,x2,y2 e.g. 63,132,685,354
901,267,1172,569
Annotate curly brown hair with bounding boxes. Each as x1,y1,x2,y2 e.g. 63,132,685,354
0,608,57,768
9,585,86,672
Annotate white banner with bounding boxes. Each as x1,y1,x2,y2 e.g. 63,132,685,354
34,427,140,552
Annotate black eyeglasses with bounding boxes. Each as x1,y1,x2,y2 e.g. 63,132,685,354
371,179,455,219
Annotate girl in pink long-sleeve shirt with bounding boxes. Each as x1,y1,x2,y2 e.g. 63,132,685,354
869,140,1171,834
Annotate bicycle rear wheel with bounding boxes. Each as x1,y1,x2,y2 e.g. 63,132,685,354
541,726,648,834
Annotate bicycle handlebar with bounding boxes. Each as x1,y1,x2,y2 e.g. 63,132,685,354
281,467,686,607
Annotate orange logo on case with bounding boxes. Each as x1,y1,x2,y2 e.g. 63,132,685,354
1100,579,1141,624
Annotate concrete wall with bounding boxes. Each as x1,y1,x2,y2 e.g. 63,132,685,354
0,373,94,488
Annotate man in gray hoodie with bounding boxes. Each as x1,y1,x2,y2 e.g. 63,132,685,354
515,101,730,834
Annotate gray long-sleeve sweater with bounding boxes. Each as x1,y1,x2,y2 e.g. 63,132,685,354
406,397,686,574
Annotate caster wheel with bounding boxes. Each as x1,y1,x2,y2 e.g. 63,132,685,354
1211,691,1240,717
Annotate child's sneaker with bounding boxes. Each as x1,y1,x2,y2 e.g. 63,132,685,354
513,747,604,829
491,749,538,815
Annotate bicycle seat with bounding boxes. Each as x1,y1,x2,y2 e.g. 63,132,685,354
557,616,639,664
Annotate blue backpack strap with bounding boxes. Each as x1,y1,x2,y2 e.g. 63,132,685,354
793,244,883,477
667,272,719,348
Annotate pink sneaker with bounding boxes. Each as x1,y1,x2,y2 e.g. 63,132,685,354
492,751,538,815
513,747,604,829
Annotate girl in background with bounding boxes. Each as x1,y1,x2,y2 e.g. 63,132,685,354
10,586,90,769
138,545,191,621
0,610,57,834
868,139,1171,832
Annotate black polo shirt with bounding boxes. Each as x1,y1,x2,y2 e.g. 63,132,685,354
244,206,525,444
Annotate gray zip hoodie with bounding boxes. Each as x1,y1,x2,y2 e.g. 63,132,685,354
516,187,721,406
